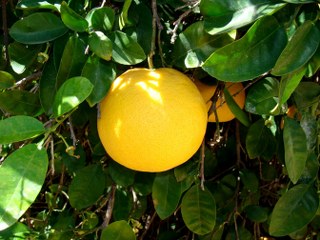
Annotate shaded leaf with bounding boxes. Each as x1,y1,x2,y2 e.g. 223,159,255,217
9,12,68,44
86,7,115,32
283,117,308,184
16,0,60,11
113,189,133,221
108,160,135,187
0,116,45,144
0,222,30,240
88,31,113,61
269,184,319,236
245,205,269,223
110,31,146,65
60,1,88,32
100,220,136,240
293,82,320,109
53,77,93,117
202,16,287,81
68,164,105,210
0,144,48,231
119,0,134,30
0,71,15,89
181,185,216,235
272,20,320,76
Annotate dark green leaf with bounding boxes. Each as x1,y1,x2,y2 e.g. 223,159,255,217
152,171,183,220
86,7,115,32
16,0,60,11
53,76,93,117
181,185,216,235
8,42,42,74
9,12,68,44
88,31,113,61
246,118,276,159
60,1,88,32
200,0,285,35
245,77,279,115
113,189,133,221
0,90,41,116
300,112,318,150
68,164,105,209
245,205,269,223
0,116,45,144
110,31,146,65
269,184,319,236
293,82,320,109
272,21,320,76
133,172,155,196
100,220,136,240
239,170,259,193
119,0,134,30
202,16,287,81
56,36,87,87
0,71,15,89
0,222,30,240
0,144,48,231
172,21,233,68
299,152,318,183
108,160,135,187
283,0,316,3
283,117,308,184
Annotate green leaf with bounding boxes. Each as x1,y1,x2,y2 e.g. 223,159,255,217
9,12,68,44
272,21,320,76
244,205,269,223
86,7,115,32
293,82,320,109
113,189,133,221
0,222,30,240
82,56,116,107
200,0,286,35
224,87,250,127
60,1,88,32
0,144,48,231
152,171,183,220
133,172,155,196
108,160,135,187
0,90,41,116
181,185,216,235
100,220,136,240
0,71,15,89
202,16,287,81
68,164,105,209
8,42,42,74
110,31,146,65
53,76,93,117
119,0,134,30
56,36,87,88
282,0,316,3
300,112,318,150
239,169,259,193
269,184,319,236
172,21,233,68
245,118,276,159
283,117,308,184
88,31,113,61
16,0,60,11
245,77,279,115
0,116,45,144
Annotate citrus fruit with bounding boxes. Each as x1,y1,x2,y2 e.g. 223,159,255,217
193,79,246,122
97,68,208,172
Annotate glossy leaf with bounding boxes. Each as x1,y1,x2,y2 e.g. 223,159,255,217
108,160,135,187
8,42,42,74
82,56,116,106
53,77,93,117
200,0,285,35
0,71,15,89
269,184,319,236
246,118,276,159
56,36,87,88
110,31,146,65
181,185,216,235
152,171,183,220
0,116,45,144
100,220,136,240
0,144,48,231
68,164,105,209
272,21,320,76
202,16,287,81
245,77,279,115
283,117,308,184
0,222,31,240
86,7,115,32
119,0,134,30
0,90,41,116
16,0,60,11
172,21,233,68
88,31,113,61
60,1,88,32
9,12,68,44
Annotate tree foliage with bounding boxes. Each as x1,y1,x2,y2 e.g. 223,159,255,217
0,0,319,239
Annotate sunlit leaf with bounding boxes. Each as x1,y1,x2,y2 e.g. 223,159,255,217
0,71,15,89
88,31,113,61
60,1,88,32
16,0,61,11
86,6,115,32
0,222,31,240
0,144,48,231
269,184,319,236
100,220,136,240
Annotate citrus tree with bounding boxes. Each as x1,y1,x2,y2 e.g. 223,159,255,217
0,0,319,239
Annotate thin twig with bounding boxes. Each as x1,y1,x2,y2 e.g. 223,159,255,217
140,211,157,240
8,71,42,90
100,185,116,229
200,139,205,190
68,117,77,147
2,0,9,67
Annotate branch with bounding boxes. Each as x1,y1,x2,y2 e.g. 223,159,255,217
2,0,9,68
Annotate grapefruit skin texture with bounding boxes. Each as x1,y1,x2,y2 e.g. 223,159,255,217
97,68,207,172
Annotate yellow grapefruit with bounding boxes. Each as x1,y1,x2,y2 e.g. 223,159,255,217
97,68,207,172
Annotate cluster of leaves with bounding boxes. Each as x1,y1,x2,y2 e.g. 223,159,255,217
0,0,319,239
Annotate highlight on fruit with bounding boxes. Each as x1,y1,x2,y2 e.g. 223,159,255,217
97,68,208,172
